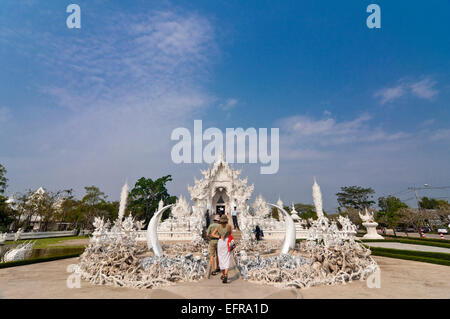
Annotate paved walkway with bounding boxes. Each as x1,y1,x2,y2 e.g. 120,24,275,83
366,242,450,254
0,256,301,299
1,255,449,299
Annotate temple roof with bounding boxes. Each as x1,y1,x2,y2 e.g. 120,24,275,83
188,153,254,202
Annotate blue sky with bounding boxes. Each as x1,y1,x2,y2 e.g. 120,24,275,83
0,0,449,212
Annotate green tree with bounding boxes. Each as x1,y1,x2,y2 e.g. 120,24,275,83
10,191,33,231
270,207,280,220
435,202,450,228
128,175,177,225
398,207,436,236
295,203,328,218
82,186,107,206
54,189,81,231
376,210,403,237
0,163,12,231
419,197,448,210
376,196,408,236
0,163,7,194
378,196,408,214
79,186,109,229
336,186,375,210
28,189,63,232
0,196,14,232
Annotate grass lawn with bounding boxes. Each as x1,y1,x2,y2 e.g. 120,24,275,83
4,235,89,249
360,238,450,249
0,251,84,269
366,245,450,267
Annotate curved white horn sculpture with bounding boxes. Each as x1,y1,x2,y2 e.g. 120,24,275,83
268,203,296,255
147,204,174,257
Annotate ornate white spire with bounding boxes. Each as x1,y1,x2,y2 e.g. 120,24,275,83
276,196,283,208
312,177,324,218
118,181,129,220
217,151,225,163
290,202,300,221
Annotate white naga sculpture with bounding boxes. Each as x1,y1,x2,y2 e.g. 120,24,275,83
359,208,384,240
2,241,34,263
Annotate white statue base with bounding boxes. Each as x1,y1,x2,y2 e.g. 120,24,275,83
362,222,384,240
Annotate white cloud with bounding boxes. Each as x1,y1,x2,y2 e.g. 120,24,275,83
220,98,238,110
410,78,438,99
420,119,435,127
1,7,218,199
430,129,450,141
267,112,450,212
374,85,406,104
276,113,411,168
278,113,406,146
374,77,439,104
24,10,217,113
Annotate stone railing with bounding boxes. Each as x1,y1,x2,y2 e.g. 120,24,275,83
262,228,356,240
136,230,194,242
262,228,309,240
3,230,78,241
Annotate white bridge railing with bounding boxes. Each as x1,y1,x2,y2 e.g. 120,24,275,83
136,230,194,242
135,227,355,242
3,230,78,241
263,228,309,240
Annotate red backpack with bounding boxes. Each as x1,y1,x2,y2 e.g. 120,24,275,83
227,225,235,252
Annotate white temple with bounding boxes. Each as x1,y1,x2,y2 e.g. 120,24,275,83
188,152,254,221
138,153,355,242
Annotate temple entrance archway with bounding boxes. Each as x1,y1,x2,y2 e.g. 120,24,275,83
211,187,230,218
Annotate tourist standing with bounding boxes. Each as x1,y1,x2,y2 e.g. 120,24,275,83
211,215,232,283
231,206,240,230
254,225,263,241
205,209,210,228
206,215,220,275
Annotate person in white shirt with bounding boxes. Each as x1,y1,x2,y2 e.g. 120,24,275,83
231,206,240,230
